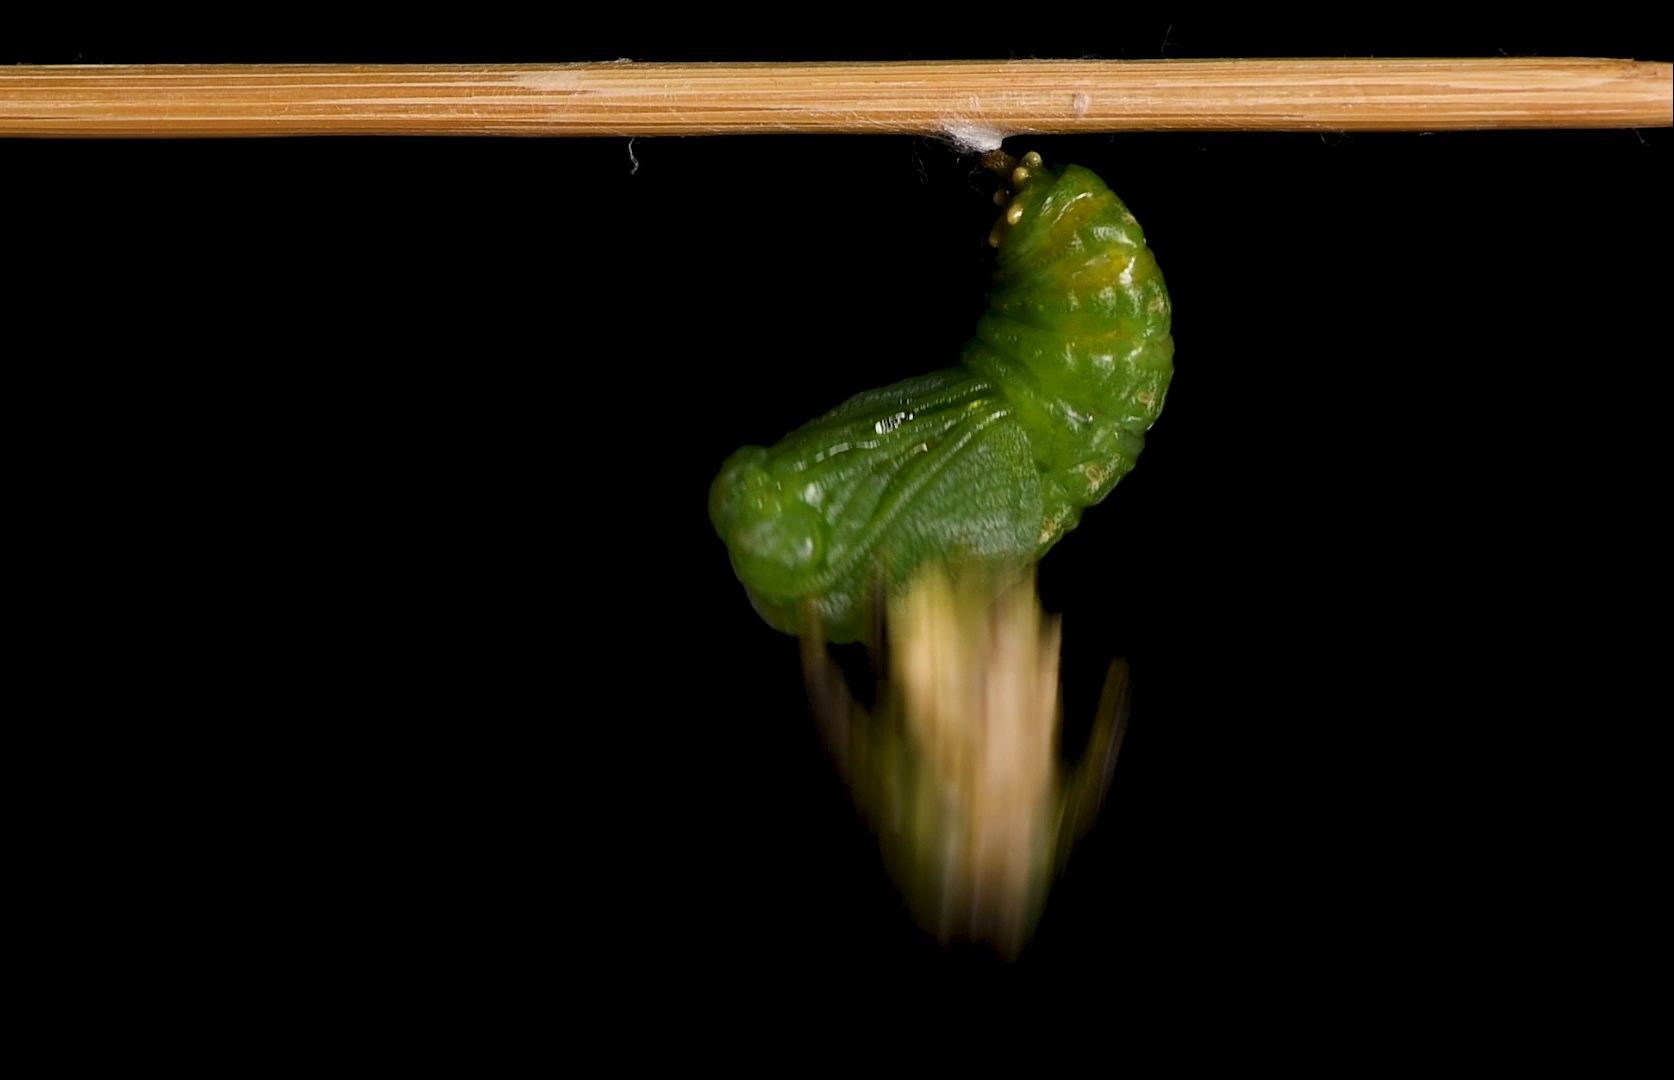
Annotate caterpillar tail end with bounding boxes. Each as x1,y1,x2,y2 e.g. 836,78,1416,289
986,150,1047,247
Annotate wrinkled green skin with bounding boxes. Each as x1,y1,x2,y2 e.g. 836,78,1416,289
711,163,1173,642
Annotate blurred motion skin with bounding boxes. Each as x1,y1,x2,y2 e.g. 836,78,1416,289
804,567,1126,958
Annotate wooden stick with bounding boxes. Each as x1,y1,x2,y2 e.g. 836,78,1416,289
1,59,1668,138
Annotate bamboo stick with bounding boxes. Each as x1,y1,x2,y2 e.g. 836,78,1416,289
0,59,1667,138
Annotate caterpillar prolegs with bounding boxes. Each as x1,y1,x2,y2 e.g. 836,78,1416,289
710,153,1173,642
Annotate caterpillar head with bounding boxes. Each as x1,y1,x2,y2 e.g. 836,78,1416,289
709,445,829,601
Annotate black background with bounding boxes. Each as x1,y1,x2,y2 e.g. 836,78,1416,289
8,18,1666,1017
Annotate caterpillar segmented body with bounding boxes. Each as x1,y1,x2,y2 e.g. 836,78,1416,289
711,154,1173,641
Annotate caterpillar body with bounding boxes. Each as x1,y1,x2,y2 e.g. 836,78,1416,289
710,155,1173,642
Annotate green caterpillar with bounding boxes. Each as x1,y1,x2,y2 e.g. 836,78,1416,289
711,153,1173,642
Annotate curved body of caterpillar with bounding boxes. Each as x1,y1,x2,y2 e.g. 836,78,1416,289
711,155,1173,642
